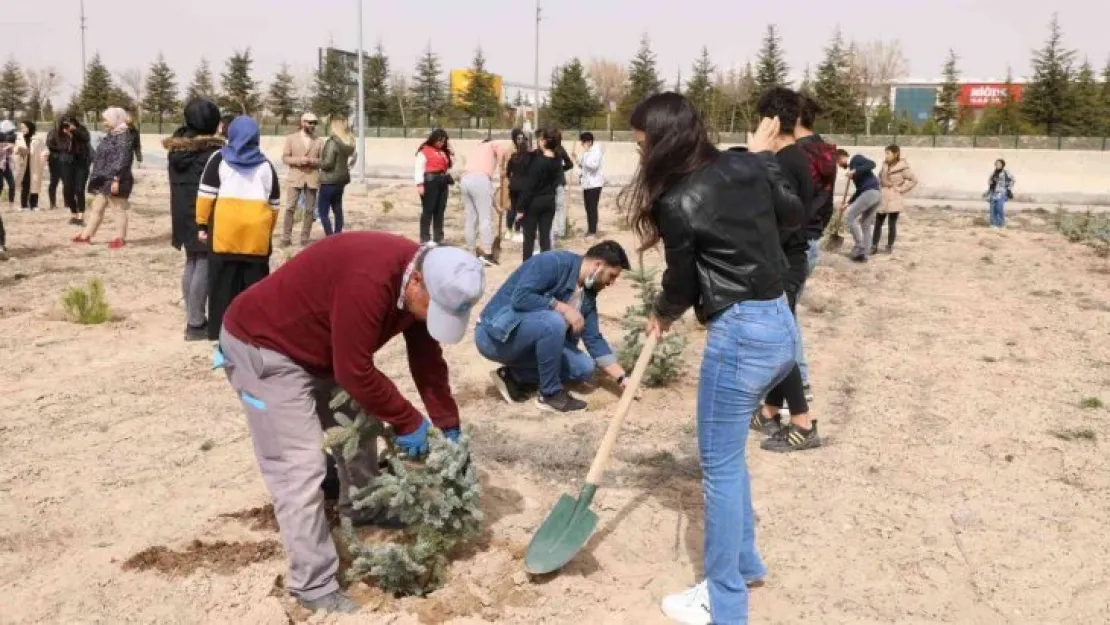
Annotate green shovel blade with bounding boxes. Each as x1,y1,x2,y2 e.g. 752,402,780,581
524,484,598,574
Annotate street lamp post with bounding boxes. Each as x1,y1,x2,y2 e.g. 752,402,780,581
533,0,541,131
356,0,366,182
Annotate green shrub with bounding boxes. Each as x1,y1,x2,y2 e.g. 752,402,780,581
62,279,112,324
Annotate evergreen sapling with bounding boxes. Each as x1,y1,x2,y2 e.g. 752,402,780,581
617,262,686,387
322,390,482,597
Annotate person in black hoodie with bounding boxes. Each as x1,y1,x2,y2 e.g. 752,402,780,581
747,87,821,453
518,125,566,260
57,116,93,225
45,121,65,209
837,149,882,262
504,128,532,237
538,127,574,247
164,99,224,341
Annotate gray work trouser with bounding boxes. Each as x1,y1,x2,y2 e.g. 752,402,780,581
550,185,567,247
461,174,494,253
845,189,882,258
182,251,208,328
218,327,378,601
282,185,318,246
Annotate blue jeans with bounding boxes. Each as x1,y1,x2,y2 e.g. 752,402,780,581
474,311,595,396
989,196,1006,227
698,297,796,624
317,183,346,236
794,238,820,385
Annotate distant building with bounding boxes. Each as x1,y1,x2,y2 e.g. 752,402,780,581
889,78,1026,127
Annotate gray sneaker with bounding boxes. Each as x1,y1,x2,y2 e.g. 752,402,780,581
296,590,359,614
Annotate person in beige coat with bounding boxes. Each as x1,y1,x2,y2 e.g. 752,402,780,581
280,112,324,247
14,120,48,211
872,144,917,254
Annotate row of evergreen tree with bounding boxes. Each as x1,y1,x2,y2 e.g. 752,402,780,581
1,14,1108,136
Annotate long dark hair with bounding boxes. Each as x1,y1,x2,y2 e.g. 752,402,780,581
417,128,452,167
618,92,719,250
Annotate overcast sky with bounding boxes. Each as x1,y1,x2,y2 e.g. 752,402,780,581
6,0,1108,102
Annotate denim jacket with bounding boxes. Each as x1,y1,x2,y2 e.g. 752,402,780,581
478,250,616,367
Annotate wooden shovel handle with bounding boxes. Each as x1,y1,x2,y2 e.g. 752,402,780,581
584,334,659,485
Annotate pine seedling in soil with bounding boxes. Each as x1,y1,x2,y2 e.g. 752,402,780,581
323,390,482,597
62,279,112,324
617,260,686,387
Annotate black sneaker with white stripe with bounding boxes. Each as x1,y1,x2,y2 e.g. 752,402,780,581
536,389,587,413
760,421,821,453
490,367,529,404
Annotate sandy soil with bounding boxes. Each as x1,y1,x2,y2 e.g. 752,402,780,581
2,170,1109,625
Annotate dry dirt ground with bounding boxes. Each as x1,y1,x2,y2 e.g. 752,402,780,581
2,170,1109,625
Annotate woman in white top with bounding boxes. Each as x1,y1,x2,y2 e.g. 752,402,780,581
575,132,604,238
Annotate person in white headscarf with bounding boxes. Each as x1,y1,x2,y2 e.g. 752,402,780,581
73,107,136,248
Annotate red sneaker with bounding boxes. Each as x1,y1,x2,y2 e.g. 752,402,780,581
108,238,126,249
72,234,90,244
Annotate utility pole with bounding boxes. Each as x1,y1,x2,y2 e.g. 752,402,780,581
533,0,541,131
356,0,366,182
80,0,88,91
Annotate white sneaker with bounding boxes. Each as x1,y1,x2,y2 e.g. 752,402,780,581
660,581,711,625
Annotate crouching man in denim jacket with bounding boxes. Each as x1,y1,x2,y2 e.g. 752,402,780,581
475,241,632,412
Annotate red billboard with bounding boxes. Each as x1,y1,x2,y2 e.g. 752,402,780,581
958,83,1023,108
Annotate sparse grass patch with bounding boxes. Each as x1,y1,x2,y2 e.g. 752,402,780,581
1051,428,1098,442
980,255,994,264
1079,397,1104,410
62,279,112,324
381,199,394,214
971,215,990,227
1056,210,1110,257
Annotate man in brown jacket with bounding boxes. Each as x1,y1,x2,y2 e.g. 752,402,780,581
281,112,324,247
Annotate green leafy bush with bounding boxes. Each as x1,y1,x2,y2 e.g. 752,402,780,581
62,279,112,324
616,260,686,387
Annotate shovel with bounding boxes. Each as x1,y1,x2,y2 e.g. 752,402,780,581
523,334,659,575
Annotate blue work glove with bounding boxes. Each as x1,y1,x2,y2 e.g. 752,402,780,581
442,427,460,443
395,419,430,457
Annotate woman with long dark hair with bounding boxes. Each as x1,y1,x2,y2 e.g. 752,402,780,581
517,125,565,260
57,116,93,226
504,128,532,238
621,92,804,625
414,128,453,243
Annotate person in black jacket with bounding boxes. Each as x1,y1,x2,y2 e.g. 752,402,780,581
749,87,821,453
164,98,224,341
57,116,93,226
518,126,567,260
504,128,531,237
837,150,882,262
620,92,803,625
46,121,65,209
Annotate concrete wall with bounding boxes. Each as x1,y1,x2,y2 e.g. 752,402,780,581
141,135,1110,205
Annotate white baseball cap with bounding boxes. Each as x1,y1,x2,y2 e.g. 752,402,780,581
422,247,486,344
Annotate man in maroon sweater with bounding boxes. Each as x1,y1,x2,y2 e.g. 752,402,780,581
216,232,484,614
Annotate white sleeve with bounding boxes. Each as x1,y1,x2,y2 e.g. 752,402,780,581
414,152,426,185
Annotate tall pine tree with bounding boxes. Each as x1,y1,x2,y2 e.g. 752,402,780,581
754,25,790,92
267,63,298,125
312,50,354,118
549,58,600,128
933,50,960,133
410,46,447,126
219,49,262,115
187,59,216,101
685,47,716,123
142,53,179,126
0,59,29,119
978,67,1023,135
1067,59,1100,135
813,29,862,133
1021,14,1076,135
80,54,115,119
460,47,501,128
364,44,391,125
619,35,664,119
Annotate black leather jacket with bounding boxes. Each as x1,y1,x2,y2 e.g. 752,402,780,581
652,149,805,324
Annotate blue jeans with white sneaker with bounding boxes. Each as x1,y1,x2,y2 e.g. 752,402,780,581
698,297,796,623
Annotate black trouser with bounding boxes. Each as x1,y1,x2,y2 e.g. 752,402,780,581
48,156,62,208
61,162,89,214
583,187,602,235
522,194,556,261
0,168,13,203
419,176,450,244
207,256,270,341
506,189,522,231
765,253,809,415
20,166,38,209
872,212,899,249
